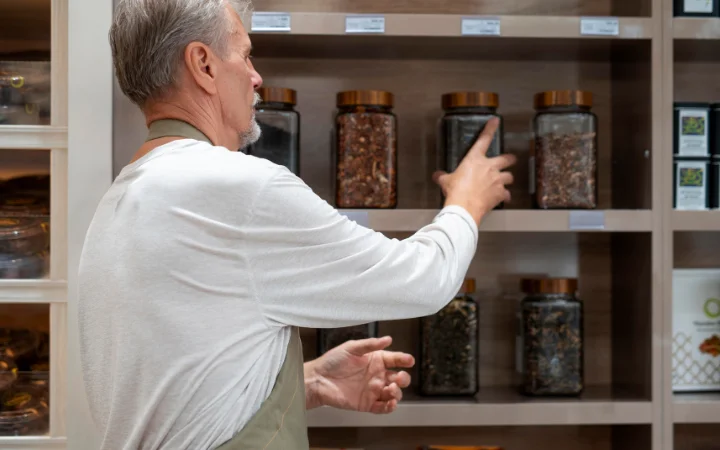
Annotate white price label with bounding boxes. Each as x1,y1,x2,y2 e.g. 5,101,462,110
251,12,291,32
340,211,370,228
580,17,619,36
345,15,385,34
462,17,501,36
569,211,605,230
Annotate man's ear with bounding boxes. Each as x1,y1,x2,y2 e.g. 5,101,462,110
184,42,218,96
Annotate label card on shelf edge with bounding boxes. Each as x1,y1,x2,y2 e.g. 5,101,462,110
569,211,606,230
345,15,386,34
580,17,620,36
461,17,501,36
251,12,291,32
340,211,370,228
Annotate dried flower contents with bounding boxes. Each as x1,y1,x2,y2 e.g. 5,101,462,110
419,278,479,396
532,90,598,209
317,323,378,355
520,278,583,396
335,90,397,209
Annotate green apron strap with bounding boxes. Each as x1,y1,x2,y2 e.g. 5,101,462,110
216,327,309,450
146,119,213,145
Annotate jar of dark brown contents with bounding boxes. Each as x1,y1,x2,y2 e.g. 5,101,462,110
246,87,300,176
419,278,479,396
317,322,379,355
532,90,598,209
335,90,397,209
520,278,583,396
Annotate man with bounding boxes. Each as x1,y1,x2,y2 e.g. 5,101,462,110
77,0,516,449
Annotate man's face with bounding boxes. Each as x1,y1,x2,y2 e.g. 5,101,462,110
216,5,263,149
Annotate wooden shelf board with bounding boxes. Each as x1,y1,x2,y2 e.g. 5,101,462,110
307,387,652,427
0,436,65,448
0,126,67,150
674,18,720,40
672,211,720,231
0,280,67,304
250,13,653,39
343,209,653,232
673,393,720,423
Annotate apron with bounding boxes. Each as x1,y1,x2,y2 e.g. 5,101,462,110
147,119,311,450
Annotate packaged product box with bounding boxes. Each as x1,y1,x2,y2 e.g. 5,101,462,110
672,269,720,392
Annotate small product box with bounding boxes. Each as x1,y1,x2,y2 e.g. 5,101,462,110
674,157,710,210
674,103,711,158
672,269,720,393
674,0,720,17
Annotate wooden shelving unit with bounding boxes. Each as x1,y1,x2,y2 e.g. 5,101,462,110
0,0,67,446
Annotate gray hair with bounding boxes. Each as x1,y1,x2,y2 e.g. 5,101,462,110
110,0,253,107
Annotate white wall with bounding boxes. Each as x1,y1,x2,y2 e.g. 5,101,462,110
67,0,113,447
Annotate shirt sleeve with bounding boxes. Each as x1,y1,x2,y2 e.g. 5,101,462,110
244,168,479,329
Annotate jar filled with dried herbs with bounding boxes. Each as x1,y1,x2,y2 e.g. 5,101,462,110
441,92,504,209
419,278,479,396
246,87,300,176
317,322,379,355
335,90,397,209
532,90,598,209
519,278,583,396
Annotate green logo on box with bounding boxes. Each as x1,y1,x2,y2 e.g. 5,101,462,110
705,298,720,319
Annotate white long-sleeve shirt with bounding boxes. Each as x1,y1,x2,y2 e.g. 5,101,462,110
77,138,478,450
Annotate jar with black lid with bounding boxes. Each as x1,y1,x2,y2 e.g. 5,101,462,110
419,278,479,396
317,322,379,355
520,278,583,396
532,90,598,210
335,90,397,209
246,87,300,176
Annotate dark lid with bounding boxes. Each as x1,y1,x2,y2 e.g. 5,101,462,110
521,278,578,295
442,92,499,109
257,87,297,106
534,90,592,109
0,217,46,241
0,195,50,216
337,90,394,108
674,102,711,109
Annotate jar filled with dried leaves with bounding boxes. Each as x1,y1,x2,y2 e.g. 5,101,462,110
246,87,300,175
519,278,583,396
335,90,397,209
419,278,479,396
532,90,598,209
317,322,379,355
441,92,504,208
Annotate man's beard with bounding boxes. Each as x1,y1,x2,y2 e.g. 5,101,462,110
239,92,263,150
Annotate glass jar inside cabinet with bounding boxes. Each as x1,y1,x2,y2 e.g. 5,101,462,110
246,87,300,176
419,278,479,396
532,90,598,209
317,322,379,355
519,278,584,396
335,90,397,209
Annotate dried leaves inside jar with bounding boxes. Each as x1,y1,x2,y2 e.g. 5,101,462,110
535,132,597,209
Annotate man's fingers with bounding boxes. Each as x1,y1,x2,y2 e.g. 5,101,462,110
381,351,415,369
498,170,514,186
379,383,403,403
490,153,518,171
387,370,411,388
370,399,397,415
466,118,500,159
345,336,392,357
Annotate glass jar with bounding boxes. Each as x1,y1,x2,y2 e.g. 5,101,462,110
532,90,598,209
520,278,583,396
317,322,378,355
0,252,48,280
0,218,48,255
419,278,479,396
0,383,49,436
246,87,300,176
441,91,504,165
335,90,397,209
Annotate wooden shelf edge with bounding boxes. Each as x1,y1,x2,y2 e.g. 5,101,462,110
0,436,65,448
0,126,68,150
250,13,653,39
672,211,720,231
673,17,720,40
0,280,67,304
673,394,720,423
307,400,653,427
341,209,653,232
